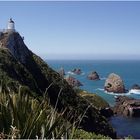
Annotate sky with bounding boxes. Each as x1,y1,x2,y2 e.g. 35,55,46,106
0,1,140,60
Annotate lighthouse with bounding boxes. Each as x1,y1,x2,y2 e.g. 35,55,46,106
7,18,15,32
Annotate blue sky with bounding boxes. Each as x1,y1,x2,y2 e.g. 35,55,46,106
0,1,140,60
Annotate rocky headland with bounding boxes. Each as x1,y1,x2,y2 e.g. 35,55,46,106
0,32,116,138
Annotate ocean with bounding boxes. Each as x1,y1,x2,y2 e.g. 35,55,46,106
46,60,140,138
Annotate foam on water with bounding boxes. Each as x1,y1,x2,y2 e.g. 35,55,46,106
67,71,76,75
105,91,131,96
96,88,140,96
100,77,106,80
67,71,85,75
129,89,140,94
96,88,104,91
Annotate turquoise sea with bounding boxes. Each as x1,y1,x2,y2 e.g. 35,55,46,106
47,60,140,138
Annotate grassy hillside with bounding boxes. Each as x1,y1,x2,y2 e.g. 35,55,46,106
77,90,109,109
0,32,116,138
0,87,111,139
0,48,40,95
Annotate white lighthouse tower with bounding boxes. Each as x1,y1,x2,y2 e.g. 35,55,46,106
7,18,15,32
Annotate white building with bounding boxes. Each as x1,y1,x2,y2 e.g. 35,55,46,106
7,18,15,32
0,18,16,36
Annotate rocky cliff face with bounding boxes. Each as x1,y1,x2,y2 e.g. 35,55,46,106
0,32,116,138
0,32,30,64
114,96,140,117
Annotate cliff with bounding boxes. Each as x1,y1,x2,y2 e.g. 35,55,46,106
0,32,116,138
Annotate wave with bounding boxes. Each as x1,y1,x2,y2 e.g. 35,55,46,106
96,88,130,96
100,77,107,80
96,88,140,96
104,91,131,96
67,71,85,75
67,71,76,75
129,89,140,94
96,88,104,91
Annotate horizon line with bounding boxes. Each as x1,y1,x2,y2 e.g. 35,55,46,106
45,59,140,61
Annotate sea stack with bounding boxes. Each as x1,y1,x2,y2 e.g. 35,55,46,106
87,71,100,80
71,68,82,75
104,73,125,93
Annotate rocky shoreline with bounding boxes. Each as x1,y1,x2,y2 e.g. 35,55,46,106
113,96,140,117
57,67,140,138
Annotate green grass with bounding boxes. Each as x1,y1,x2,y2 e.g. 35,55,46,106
0,85,110,139
76,89,109,109
0,48,116,138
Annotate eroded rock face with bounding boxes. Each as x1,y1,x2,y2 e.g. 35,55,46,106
87,71,100,80
0,32,31,64
113,96,140,117
104,73,125,93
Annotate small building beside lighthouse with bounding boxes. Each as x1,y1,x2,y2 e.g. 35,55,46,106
7,18,15,32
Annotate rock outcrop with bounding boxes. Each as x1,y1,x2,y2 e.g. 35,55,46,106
71,68,82,75
0,32,30,64
131,84,140,90
65,75,83,87
87,71,100,80
0,32,116,138
104,73,125,93
113,96,140,117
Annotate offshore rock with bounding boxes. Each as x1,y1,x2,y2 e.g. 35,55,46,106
87,71,100,80
129,84,140,94
65,75,83,87
113,96,140,117
104,73,125,93
71,68,82,75
131,84,140,90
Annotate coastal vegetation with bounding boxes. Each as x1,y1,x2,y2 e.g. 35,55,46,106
0,85,111,139
77,89,109,109
0,32,116,138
